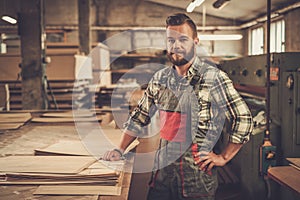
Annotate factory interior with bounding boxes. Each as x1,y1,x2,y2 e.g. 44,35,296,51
0,0,300,199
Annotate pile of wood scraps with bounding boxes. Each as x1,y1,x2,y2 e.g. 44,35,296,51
31,110,102,123
0,112,32,131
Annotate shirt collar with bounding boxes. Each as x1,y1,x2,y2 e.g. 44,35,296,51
187,56,203,79
166,56,205,83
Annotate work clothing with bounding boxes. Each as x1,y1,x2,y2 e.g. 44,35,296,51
124,56,253,198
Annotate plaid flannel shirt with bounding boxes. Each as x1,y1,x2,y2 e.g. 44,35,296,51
124,56,253,197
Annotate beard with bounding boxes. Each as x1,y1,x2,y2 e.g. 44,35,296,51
167,46,195,66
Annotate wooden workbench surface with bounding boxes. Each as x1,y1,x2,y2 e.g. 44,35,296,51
0,119,133,200
268,166,300,196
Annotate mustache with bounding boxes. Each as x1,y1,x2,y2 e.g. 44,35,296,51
168,50,185,55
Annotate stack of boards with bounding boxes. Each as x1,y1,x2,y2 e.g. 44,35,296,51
0,110,102,131
31,110,102,123
0,139,126,196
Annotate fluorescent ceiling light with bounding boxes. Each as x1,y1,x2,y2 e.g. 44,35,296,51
1,15,17,24
213,0,230,9
186,0,205,13
199,34,243,40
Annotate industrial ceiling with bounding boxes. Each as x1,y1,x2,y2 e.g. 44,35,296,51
147,0,300,24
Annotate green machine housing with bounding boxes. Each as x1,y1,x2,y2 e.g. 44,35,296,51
219,52,300,200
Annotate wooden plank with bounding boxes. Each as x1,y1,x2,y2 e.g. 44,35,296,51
0,184,99,200
0,112,31,123
0,160,120,185
0,126,80,156
93,107,126,113
34,140,91,156
5,172,117,179
268,166,300,195
31,117,101,123
0,123,24,130
41,111,95,118
0,117,29,123
0,167,119,185
290,163,300,171
1,173,118,183
286,158,300,168
2,169,118,180
34,185,121,195
0,180,118,185
0,112,31,118
0,156,96,174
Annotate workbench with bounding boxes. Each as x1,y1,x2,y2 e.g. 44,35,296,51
268,166,300,198
0,111,133,200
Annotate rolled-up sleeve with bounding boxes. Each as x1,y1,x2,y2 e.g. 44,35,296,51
123,80,158,136
211,71,253,144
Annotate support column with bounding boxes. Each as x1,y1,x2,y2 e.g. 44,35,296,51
78,0,91,55
19,0,47,110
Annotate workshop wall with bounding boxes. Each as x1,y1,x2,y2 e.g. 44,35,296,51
42,0,244,57
285,7,300,52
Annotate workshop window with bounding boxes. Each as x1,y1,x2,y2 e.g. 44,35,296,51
270,19,285,53
249,27,264,55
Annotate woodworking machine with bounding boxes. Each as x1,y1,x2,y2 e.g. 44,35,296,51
218,52,300,199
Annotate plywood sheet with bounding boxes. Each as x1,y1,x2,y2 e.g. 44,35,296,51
2,167,118,180
35,140,91,156
0,112,31,118
34,185,122,195
0,180,118,185
0,112,32,123
0,160,120,185
33,170,125,195
0,126,79,156
42,111,94,118
31,117,101,123
34,138,138,157
0,156,96,174
0,123,24,130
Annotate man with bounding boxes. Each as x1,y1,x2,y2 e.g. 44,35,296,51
103,13,253,200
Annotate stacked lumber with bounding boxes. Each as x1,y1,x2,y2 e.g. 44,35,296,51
0,80,92,110
0,133,139,196
0,116,139,197
31,110,102,123
0,155,125,196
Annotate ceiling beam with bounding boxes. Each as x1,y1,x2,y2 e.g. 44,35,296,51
1,2,299,32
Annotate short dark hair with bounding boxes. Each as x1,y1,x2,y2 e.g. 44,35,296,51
166,13,198,39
